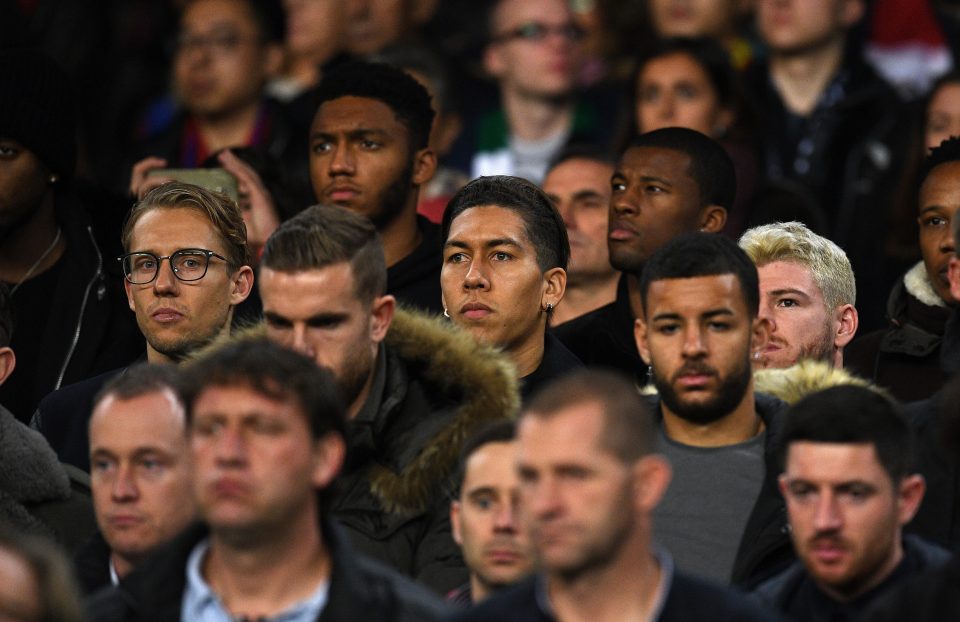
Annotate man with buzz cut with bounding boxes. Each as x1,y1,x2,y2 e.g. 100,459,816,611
739,221,858,370
635,232,792,588
257,204,519,593
34,182,255,472
88,338,450,622
754,385,950,620
451,369,774,621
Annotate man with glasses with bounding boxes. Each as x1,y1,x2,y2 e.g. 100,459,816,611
126,0,305,192
33,182,254,472
462,0,617,184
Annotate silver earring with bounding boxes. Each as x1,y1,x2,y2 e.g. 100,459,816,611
443,308,450,318
48,174,58,184
545,303,554,312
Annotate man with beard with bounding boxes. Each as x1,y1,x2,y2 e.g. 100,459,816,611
635,232,793,588
753,386,949,620
258,204,519,593
739,221,858,369
34,182,254,471
450,370,773,622
309,60,443,314
554,128,732,383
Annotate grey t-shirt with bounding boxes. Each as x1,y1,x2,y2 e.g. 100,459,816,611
652,426,766,584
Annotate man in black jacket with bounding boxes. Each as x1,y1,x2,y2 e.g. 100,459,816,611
87,338,449,622
634,233,791,587
753,385,950,620
451,369,773,622
258,204,518,593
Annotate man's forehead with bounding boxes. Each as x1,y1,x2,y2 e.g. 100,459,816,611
129,206,223,250
261,263,364,310
493,0,572,29
785,441,886,478
313,96,404,134
646,274,744,312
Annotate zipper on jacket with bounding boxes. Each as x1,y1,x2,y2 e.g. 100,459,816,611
54,225,101,391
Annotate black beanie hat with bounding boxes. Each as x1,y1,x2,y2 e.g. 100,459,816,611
0,48,77,179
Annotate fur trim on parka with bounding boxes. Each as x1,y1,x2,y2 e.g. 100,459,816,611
753,359,887,405
200,307,521,515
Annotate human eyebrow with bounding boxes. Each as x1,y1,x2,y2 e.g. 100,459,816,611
639,175,673,187
571,189,606,202
651,312,682,323
484,238,523,250
702,309,735,319
467,486,497,501
263,311,293,326
768,288,812,302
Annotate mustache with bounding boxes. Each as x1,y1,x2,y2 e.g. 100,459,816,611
670,361,718,382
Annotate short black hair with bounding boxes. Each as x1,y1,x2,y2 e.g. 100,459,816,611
778,385,914,483
93,363,184,413
441,175,570,272
180,338,346,443
0,282,12,348
640,232,759,316
315,60,435,152
546,144,616,175
455,420,517,492
630,127,736,210
918,135,960,189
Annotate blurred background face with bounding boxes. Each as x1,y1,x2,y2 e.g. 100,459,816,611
174,0,276,117
0,139,48,236
344,0,410,55
0,547,40,622
648,0,741,40
757,0,856,54
282,0,345,62
918,161,960,305
485,0,583,99
636,52,730,137
926,82,960,151
542,158,615,284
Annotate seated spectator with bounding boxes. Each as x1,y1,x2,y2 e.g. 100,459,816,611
740,222,858,370
259,204,518,592
847,137,960,401
75,364,196,595
555,128,732,383
924,71,960,151
128,0,305,186
0,283,96,554
343,0,424,56
748,0,909,329
268,0,346,100
0,49,143,423
0,524,84,622
635,233,792,587
440,175,582,402
88,339,450,621
34,182,254,471
753,385,950,621
645,0,757,68
542,148,619,325
309,60,444,314
450,370,773,622
630,37,759,235
448,421,535,604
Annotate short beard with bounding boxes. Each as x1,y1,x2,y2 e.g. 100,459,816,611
370,161,414,231
334,346,375,409
654,355,752,424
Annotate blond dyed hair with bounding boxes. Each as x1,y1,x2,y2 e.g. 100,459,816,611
738,221,855,310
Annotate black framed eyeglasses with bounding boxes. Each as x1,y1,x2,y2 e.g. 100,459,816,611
492,22,586,44
118,249,227,284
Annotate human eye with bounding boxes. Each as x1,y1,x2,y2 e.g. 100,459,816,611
139,455,167,474
611,178,626,193
492,251,512,261
675,83,700,99
91,456,116,475
251,417,284,435
264,314,292,330
776,298,799,308
645,184,666,194
471,494,495,511
359,138,382,150
311,140,333,154
708,321,731,331
787,481,816,500
640,85,660,103
0,143,20,158
921,215,948,228
133,255,157,271
839,483,874,503
655,323,679,335
445,251,467,264
192,418,222,437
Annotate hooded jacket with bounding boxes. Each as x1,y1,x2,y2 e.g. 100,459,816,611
332,308,520,594
0,403,97,552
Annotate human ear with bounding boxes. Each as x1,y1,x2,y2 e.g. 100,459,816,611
699,205,727,232
370,295,396,343
0,347,15,386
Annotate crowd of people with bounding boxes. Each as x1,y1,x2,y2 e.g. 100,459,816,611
3,0,960,620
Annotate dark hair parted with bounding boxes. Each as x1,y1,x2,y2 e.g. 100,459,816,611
180,337,346,442
0,282,12,348
260,204,387,304
441,175,570,272
456,420,517,492
630,127,737,210
122,182,249,271
778,385,914,483
315,60,435,152
524,369,655,463
640,232,759,316
93,363,185,413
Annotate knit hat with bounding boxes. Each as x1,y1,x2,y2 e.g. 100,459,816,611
0,48,77,179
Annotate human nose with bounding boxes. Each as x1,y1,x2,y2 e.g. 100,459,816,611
290,324,316,359
942,219,956,255
493,499,520,533
153,257,181,295
111,464,139,501
813,490,843,533
463,259,489,290
328,143,355,176
758,297,776,331
215,426,247,467
658,92,676,122
526,477,561,520
682,326,707,358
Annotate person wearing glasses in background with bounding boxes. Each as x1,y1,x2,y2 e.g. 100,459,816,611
33,182,254,472
461,0,618,184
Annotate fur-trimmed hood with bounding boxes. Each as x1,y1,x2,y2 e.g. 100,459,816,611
364,308,519,514
753,360,885,405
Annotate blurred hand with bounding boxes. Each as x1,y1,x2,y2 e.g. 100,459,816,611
218,149,280,259
129,156,170,199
